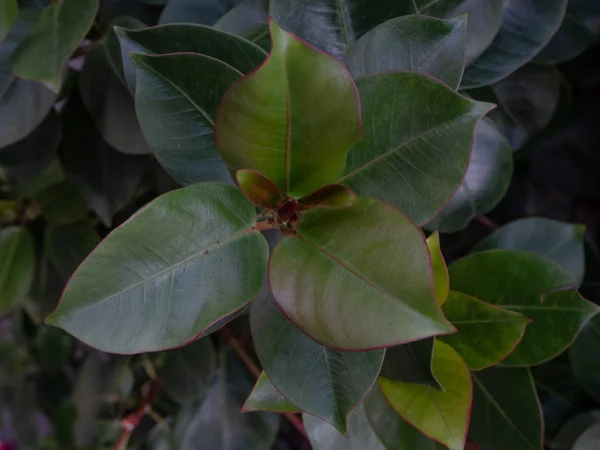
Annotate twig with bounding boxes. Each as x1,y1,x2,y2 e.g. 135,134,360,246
476,215,499,230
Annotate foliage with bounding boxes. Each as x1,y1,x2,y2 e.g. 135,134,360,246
1,0,600,449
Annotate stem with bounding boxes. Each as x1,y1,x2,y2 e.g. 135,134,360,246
476,215,499,230
142,355,158,380
254,221,276,231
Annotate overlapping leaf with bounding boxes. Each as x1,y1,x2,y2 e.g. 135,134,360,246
427,232,449,306
379,338,441,390
214,0,270,50
0,226,35,315
243,372,301,413
0,0,17,41
570,314,600,402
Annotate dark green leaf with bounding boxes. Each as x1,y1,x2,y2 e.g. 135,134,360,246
243,371,301,413
379,338,441,390
570,314,600,402
472,217,586,285
449,250,599,366
115,23,266,92
35,326,73,372
45,222,100,280
236,169,282,210
159,0,243,25
462,0,569,88
298,184,357,210
131,52,240,186
341,72,493,225
215,20,362,199
440,291,529,370
12,0,99,91
470,367,542,450
304,405,385,450
269,197,454,350
103,16,146,83
0,226,35,315
32,181,89,225
0,0,18,41
345,15,467,89
46,183,269,354
162,337,217,404
214,0,270,50
79,45,151,155
425,118,513,233
427,232,449,306
250,288,383,433
379,341,472,450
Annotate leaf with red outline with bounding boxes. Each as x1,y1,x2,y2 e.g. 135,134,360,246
236,169,283,210
269,197,454,350
298,184,357,210
428,231,449,306
214,19,362,198
379,340,472,450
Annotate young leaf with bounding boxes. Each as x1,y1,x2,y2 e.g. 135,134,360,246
304,405,385,450
570,314,600,402
45,223,100,279
345,15,467,89
269,197,454,350
379,338,442,390
427,231,449,306
0,226,35,316
0,0,18,42
250,288,383,433
242,371,301,413
341,72,494,225
472,217,586,285
379,340,472,450
11,0,99,92
46,183,269,354
440,291,529,371
236,169,283,210
116,24,266,92
470,367,542,450
132,52,241,186
214,20,362,199
461,0,569,88
298,184,357,210
449,250,600,366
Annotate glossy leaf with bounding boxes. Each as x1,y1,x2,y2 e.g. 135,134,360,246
236,169,282,210
45,223,100,280
0,10,56,148
379,338,442,390
131,52,240,186
269,197,453,350
116,23,266,92
440,291,529,371
214,0,270,50
161,337,217,404
46,183,269,354
449,250,600,366
462,0,569,88
470,367,542,450
425,118,513,233
159,0,243,25
11,0,99,92
345,15,467,89
214,20,362,198
570,314,600,402
0,0,18,41
472,217,586,285
379,341,472,450
341,72,493,225
250,288,383,432
304,405,385,450
242,371,301,413
427,231,449,306
0,227,35,315
79,45,151,155
298,184,357,210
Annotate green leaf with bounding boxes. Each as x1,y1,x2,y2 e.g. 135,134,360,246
0,0,18,41
46,183,269,354
115,23,266,92
269,197,454,350
11,0,99,92
32,181,89,225
472,217,586,285
236,169,283,210
449,250,600,366
379,341,472,450
214,20,362,199
159,0,243,25
341,72,494,225
161,337,217,404
0,10,56,148
461,0,569,88
425,118,513,233
131,52,240,186
0,226,35,315
570,314,600,402
298,184,357,210
470,367,542,450
45,222,100,279
427,231,449,306
250,287,383,433
574,423,600,450
440,291,529,371
214,0,270,50
364,383,445,450
79,45,151,155
242,371,301,413
344,15,467,89
103,16,145,84
379,338,442,390
304,405,385,450
35,326,73,372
